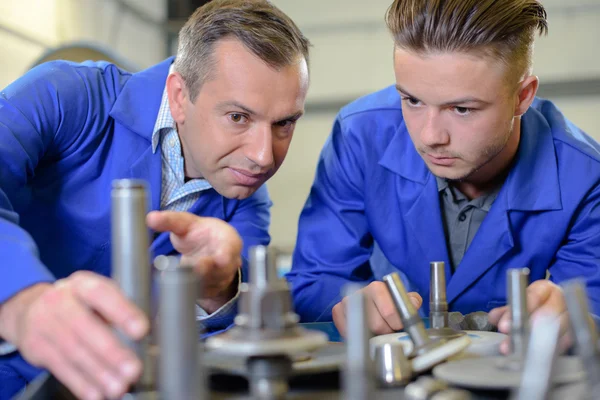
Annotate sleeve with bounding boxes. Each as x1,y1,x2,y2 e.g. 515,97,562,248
548,182,600,317
198,185,272,334
286,115,375,323
0,61,93,305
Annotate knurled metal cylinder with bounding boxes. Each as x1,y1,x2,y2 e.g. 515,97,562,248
430,261,448,330
384,273,432,349
507,268,529,357
111,179,153,389
343,286,374,400
157,256,203,400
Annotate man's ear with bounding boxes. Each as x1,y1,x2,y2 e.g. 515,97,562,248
514,75,539,117
166,72,188,124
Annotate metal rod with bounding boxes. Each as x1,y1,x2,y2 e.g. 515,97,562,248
430,262,448,330
507,268,530,357
384,273,432,349
563,280,600,393
511,315,560,400
249,245,278,288
343,285,374,400
111,179,154,390
157,256,202,400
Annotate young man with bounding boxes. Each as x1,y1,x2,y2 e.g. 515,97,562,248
0,0,309,398
288,0,600,345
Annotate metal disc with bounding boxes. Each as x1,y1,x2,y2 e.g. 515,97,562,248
204,342,345,377
370,330,506,358
432,356,585,390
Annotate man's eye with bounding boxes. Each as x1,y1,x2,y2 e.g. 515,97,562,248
229,113,247,123
454,106,473,116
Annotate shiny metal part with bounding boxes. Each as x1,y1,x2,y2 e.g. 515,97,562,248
428,262,465,340
508,268,530,357
156,256,203,400
111,179,154,391
343,286,375,400
511,314,560,400
563,280,600,397
373,342,412,387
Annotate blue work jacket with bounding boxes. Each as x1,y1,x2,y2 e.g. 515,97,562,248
288,86,600,322
0,58,271,392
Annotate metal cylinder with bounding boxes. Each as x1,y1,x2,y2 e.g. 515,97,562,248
511,314,559,400
563,280,600,393
111,179,153,389
249,245,279,288
343,285,374,400
247,356,291,400
157,256,202,400
374,342,412,387
384,273,432,349
430,261,448,330
507,268,529,357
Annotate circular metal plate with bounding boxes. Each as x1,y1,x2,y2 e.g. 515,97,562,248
432,356,585,390
370,330,506,358
203,342,345,377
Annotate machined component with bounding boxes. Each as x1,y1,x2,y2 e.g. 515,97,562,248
110,179,154,391
511,314,560,400
343,286,375,400
507,268,530,358
563,280,600,396
405,377,448,400
247,356,292,400
156,256,203,400
384,273,435,353
205,246,327,356
373,342,412,387
428,262,465,340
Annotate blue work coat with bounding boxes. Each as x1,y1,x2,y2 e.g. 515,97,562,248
0,58,271,393
288,86,600,322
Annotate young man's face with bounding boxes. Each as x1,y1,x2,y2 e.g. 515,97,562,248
393,47,523,183
168,39,309,199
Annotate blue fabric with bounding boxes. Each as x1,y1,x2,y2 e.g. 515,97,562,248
288,86,600,323
0,59,270,389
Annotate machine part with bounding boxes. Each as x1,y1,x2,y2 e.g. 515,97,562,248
432,355,584,390
405,377,448,400
371,330,505,358
111,179,154,391
383,273,471,372
429,262,466,341
448,311,497,332
247,356,292,400
507,268,530,358
343,286,375,400
563,280,600,397
430,389,472,400
373,342,413,387
156,256,203,400
206,246,327,356
203,342,345,377
511,314,560,400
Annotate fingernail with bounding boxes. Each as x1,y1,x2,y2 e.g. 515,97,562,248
127,319,147,336
121,360,140,379
105,376,124,398
499,319,510,332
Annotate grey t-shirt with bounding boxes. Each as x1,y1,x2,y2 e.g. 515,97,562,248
436,177,502,271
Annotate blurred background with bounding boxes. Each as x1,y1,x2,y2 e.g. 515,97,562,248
1,0,599,255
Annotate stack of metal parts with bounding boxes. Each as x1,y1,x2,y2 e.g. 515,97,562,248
16,182,600,399
432,268,585,392
205,245,328,399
